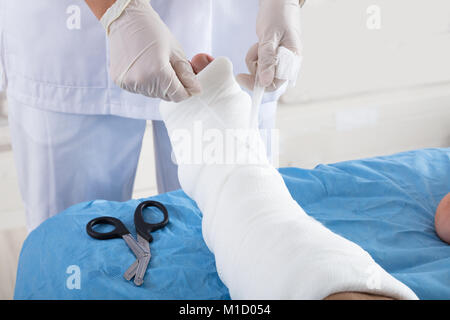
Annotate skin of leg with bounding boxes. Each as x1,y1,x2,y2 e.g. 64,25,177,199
325,292,394,300
190,54,395,301
435,193,450,244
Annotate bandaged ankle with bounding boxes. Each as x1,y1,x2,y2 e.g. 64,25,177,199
159,57,418,300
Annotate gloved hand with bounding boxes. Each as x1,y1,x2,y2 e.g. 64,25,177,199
102,0,201,102
237,0,304,92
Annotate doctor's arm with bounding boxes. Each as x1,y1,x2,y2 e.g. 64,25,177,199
85,0,201,102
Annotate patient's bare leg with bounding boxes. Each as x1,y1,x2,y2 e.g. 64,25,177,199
325,292,394,300
161,54,417,300
435,193,450,244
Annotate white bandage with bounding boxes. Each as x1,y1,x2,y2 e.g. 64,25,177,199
275,47,302,87
159,57,418,300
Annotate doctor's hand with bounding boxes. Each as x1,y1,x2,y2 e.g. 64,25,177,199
103,0,201,102
237,0,304,92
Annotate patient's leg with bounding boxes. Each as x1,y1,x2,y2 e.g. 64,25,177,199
160,56,417,300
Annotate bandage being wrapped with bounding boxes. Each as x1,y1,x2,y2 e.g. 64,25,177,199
159,57,418,300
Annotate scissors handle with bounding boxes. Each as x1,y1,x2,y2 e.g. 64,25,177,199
134,200,169,243
86,216,130,240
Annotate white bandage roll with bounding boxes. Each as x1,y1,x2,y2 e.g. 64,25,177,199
275,46,302,87
160,57,418,300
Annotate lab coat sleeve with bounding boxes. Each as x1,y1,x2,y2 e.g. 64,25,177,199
0,0,6,92
0,51,5,92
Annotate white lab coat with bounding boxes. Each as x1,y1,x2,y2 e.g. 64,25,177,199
1,0,282,230
1,0,280,119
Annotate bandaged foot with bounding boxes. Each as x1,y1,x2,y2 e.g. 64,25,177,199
160,57,418,300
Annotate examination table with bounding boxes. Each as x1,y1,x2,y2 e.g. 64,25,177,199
14,148,450,299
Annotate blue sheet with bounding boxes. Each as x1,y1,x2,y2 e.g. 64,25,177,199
14,148,450,299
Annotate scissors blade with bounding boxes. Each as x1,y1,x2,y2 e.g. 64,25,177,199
137,233,150,251
134,234,151,286
121,234,147,259
134,249,151,286
124,252,151,285
123,234,151,285
124,260,139,281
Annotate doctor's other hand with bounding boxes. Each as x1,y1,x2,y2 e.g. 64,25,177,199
105,0,201,102
236,0,303,92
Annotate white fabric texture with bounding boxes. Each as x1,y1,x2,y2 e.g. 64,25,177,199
160,57,418,300
152,98,278,194
1,0,281,230
249,46,300,128
100,0,131,33
7,97,146,231
2,0,283,120
0,0,5,92
275,46,302,87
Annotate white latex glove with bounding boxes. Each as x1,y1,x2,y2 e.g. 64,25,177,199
102,0,201,102
237,0,304,92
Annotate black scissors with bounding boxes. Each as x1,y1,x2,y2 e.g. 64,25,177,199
86,200,169,286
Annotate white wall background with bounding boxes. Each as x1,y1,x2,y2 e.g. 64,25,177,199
284,0,450,103
277,0,450,168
